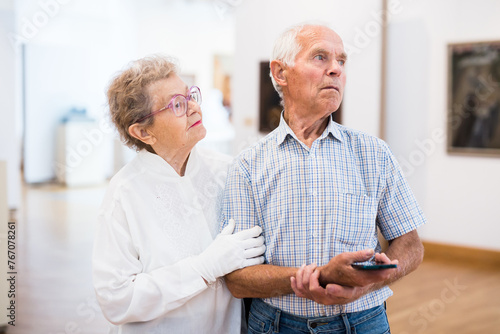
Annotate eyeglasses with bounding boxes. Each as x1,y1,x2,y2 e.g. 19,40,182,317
135,86,202,123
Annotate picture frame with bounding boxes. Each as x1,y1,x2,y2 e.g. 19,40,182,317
447,41,500,156
258,61,282,133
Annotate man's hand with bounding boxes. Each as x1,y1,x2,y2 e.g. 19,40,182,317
318,249,398,287
290,264,372,305
290,249,398,305
227,232,422,301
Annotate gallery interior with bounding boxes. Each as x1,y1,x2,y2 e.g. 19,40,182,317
0,0,499,333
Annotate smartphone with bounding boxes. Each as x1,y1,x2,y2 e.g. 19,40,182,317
351,263,397,270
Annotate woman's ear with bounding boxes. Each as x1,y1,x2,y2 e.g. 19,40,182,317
128,123,157,146
270,60,287,87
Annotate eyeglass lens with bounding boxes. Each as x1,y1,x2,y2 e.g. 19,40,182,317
171,96,187,116
172,87,202,116
190,87,201,104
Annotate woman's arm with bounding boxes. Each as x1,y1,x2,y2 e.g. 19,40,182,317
93,201,265,325
92,205,208,325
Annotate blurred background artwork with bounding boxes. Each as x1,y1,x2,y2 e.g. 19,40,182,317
448,40,500,155
258,61,282,133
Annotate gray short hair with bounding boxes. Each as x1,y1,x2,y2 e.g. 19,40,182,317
107,55,179,151
269,22,333,105
269,24,304,103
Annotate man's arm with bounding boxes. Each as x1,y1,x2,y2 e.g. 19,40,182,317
225,265,296,298
319,229,422,288
224,256,388,300
225,245,400,299
378,229,424,286
290,230,424,305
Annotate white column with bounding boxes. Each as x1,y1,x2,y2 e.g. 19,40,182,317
0,161,9,325
0,1,21,209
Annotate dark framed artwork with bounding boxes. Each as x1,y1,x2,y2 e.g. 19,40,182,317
447,41,500,155
258,61,342,133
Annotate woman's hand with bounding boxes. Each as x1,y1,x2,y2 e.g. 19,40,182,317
189,219,266,283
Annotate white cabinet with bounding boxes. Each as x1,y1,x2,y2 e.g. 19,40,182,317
55,121,107,187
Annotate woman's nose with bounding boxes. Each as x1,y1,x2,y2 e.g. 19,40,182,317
185,100,199,116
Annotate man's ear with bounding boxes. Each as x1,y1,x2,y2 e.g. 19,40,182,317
128,123,157,146
270,60,287,87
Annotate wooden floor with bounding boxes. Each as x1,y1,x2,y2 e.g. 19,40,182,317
387,260,500,334
7,184,109,334
6,184,500,333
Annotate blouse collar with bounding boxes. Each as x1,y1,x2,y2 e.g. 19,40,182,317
136,146,200,179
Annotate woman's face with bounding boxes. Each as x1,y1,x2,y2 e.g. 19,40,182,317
145,73,206,154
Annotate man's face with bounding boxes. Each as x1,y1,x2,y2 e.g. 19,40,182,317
284,26,347,118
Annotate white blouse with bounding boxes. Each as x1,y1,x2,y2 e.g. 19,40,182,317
92,146,241,334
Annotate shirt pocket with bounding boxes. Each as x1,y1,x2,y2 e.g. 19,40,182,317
332,192,378,251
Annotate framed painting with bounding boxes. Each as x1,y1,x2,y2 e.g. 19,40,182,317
447,41,500,155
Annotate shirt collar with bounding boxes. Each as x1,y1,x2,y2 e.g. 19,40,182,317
276,112,344,146
325,115,344,142
137,146,200,178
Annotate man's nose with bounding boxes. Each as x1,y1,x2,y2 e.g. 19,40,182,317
328,60,343,77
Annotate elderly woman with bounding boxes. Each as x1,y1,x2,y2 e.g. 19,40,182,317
92,55,265,333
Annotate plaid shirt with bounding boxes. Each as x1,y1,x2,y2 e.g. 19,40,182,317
221,114,426,317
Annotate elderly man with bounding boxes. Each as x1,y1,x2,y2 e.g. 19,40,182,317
222,23,425,333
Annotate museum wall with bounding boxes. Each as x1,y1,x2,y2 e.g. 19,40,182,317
386,0,500,251
231,0,385,151
3,0,499,251
233,0,500,251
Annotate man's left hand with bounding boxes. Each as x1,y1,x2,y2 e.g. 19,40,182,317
319,249,398,288
290,264,373,305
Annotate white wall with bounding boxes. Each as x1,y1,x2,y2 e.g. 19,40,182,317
15,0,237,184
386,0,500,251
16,0,139,184
134,0,237,155
232,0,386,152
0,0,21,208
135,0,235,94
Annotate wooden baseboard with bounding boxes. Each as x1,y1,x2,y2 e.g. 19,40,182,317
423,241,500,266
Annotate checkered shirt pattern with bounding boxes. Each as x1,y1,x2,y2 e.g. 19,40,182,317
221,114,426,317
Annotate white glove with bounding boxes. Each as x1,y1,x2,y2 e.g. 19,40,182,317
190,219,266,283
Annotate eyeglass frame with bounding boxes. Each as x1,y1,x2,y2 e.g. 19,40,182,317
134,86,202,124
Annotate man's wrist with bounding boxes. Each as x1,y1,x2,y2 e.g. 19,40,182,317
317,265,331,287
